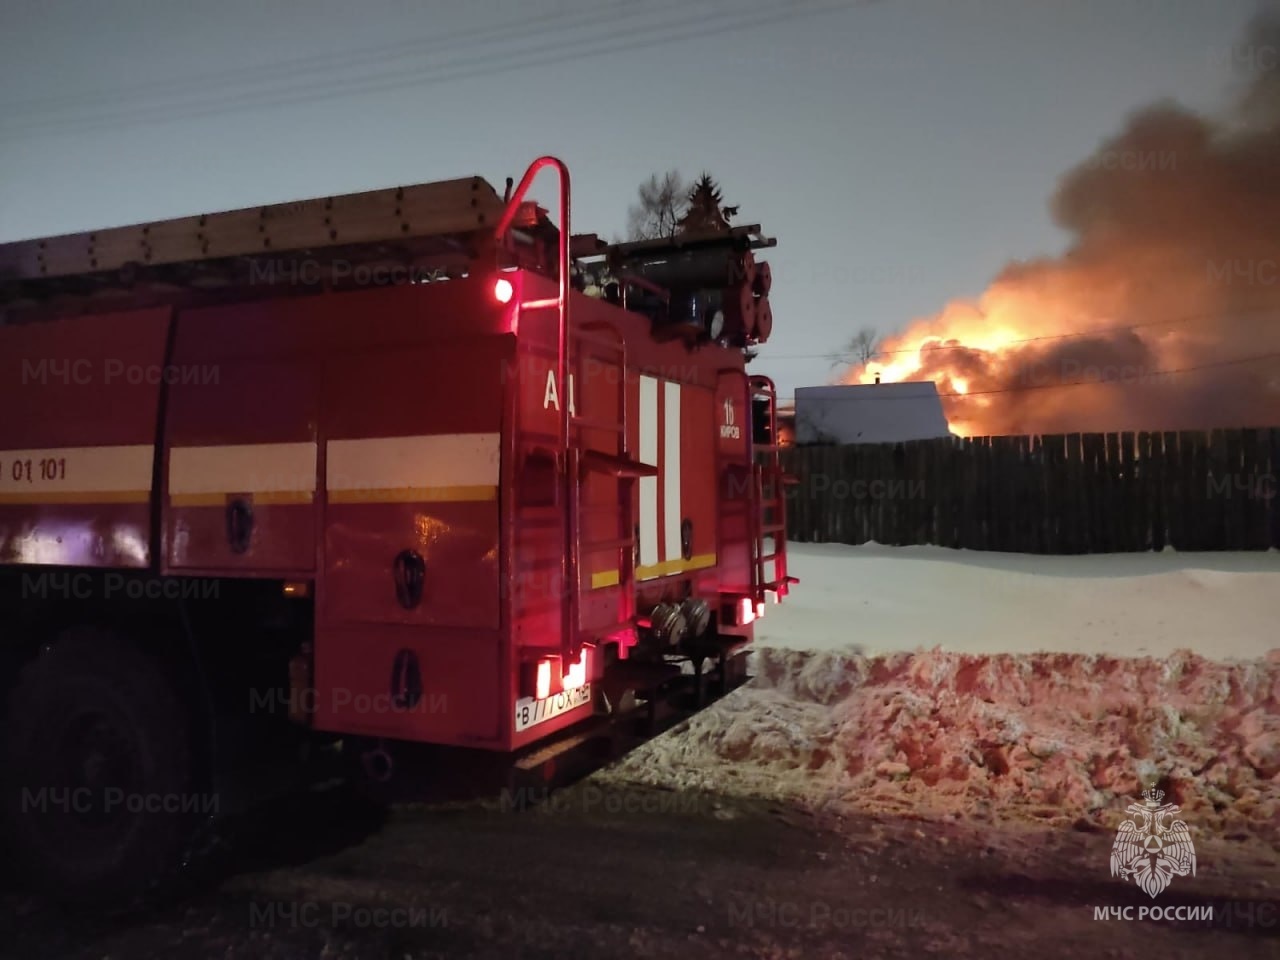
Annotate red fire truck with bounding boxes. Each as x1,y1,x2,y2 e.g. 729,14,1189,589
0,157,792,901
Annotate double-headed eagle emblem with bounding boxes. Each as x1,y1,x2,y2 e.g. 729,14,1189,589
1110,787,1197,898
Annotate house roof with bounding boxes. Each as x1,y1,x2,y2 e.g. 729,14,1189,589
794,381,953,444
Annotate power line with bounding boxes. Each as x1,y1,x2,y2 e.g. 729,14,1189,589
1,0,865,135
772,347,1280,403
4,0,860,133
0,0,625,113
0,0,708,119
760,302,1280,362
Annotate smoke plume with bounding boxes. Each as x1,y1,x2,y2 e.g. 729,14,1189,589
849,14,1280,437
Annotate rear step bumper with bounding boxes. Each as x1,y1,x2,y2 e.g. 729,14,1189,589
350,648,752,805
510,647,751,793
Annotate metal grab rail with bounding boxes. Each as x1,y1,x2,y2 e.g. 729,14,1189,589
494,157,580,661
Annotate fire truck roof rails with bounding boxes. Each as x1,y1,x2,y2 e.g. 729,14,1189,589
562,224,777,268
0,174,569,306
600,224,776,265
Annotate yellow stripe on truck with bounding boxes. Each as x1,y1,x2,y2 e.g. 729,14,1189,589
328,484,497,504
168,490,316,507
0,489,150,505
591,553,717,589
590,569,621,589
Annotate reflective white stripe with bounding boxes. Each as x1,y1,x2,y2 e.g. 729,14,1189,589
169,442,316,499
663,380,682,562
638,376,659,570
327,433,499,498
0,444,153,502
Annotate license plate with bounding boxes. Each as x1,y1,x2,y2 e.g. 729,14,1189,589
514,685,592,732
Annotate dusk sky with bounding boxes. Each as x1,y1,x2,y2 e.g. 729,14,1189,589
0,0,1269,401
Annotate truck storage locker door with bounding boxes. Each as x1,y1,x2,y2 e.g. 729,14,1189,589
627,375,718,583
0,308,171,568
317,331,505,746
714,370,753,593
321,339,503,631
163,301,318,574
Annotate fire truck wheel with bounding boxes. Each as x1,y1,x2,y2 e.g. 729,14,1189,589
2,628,198,904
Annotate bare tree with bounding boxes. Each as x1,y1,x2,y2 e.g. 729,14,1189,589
626,171,687,241
849,327,881,364
829,327,882,367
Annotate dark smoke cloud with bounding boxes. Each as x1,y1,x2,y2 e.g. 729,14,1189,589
896,14,1280,436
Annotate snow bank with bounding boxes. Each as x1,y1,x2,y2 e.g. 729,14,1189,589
597,647,1280,838
597,546,1278,833
759,543,1280,660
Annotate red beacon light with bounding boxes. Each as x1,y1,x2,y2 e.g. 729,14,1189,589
493,277,514,304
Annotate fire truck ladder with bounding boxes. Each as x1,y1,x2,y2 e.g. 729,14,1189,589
495,157,653,668
749,375,797,604
574,321,652,651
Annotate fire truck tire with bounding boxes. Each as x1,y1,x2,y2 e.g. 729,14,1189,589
1,627,199,904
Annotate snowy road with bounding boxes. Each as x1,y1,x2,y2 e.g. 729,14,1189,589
759,543,1280,660
2,783,1276,960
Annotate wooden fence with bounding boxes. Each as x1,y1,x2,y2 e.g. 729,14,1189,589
780,428,1280,552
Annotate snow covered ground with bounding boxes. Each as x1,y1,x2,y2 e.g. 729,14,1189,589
759,542,1280,660
597,543,1280,837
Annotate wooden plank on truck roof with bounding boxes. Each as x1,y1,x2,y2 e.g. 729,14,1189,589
0,175,505,282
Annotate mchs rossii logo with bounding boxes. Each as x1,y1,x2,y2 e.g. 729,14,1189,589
1109,786,1197,899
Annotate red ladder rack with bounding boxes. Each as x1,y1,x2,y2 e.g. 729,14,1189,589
748,375,797,603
